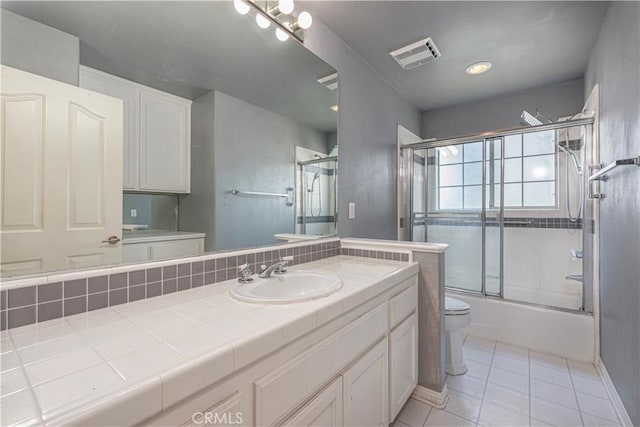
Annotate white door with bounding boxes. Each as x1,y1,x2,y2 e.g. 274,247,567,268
343,338,389,427
139,90,190,193
283,378,343,427
389,313,418,420
79,66,138,190
0,66,123,276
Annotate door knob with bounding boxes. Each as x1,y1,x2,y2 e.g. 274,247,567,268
102,235,121,244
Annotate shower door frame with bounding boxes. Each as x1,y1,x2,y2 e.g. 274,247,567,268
298,156,338,235
400,117,595,310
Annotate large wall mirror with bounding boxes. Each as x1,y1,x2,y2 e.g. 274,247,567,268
0,1,338,279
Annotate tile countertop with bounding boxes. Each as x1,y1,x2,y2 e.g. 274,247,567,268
122,230,206,244
0,256,418,426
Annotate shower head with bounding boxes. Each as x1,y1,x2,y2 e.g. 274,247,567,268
521,110,553,127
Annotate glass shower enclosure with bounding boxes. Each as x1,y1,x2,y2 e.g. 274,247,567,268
400,118,595,312
297,156,338,236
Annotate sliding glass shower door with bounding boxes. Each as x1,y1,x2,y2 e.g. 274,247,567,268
409,139,504,295
403,119,593,311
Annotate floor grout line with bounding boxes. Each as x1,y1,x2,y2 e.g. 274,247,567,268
528,348,532,426
474,339,497,427
566,358,589,427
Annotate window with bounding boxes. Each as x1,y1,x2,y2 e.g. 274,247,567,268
435,130,557,210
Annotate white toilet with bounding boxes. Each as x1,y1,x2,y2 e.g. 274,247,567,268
445,296,472,375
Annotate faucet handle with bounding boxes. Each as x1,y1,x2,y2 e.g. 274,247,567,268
274,256,293,275
237,263,253,283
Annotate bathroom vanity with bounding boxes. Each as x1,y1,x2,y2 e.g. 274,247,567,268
1,256,419,426
122,230,206,262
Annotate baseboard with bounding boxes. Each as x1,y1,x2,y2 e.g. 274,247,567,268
411,384,449,409
596,358,633,427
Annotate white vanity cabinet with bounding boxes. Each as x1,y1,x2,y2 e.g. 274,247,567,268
283,378,343,427
122,233,205,262
145,275,418,427
79,66,191,193
342,338,389,427
388,284,419,420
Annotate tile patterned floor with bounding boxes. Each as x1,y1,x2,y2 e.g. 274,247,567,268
392,335,621,427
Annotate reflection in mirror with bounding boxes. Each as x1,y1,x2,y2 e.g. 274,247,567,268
0,1,337,278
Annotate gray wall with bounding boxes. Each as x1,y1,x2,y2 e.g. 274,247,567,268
123,193,178,231
585,2,640,425
0,9,79,85
304,19,421,240
180,90,328,252
421,79,585,139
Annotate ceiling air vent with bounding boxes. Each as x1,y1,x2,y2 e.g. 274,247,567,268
317,73,338,92
389,37,441,70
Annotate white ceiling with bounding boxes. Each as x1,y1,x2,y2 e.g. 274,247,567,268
302,1,610,111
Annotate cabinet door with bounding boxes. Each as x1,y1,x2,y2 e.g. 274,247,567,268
79,66,138,190
343,338,388,427
139,90,190,193
181,391,243,427
389,312,418,421
282,378,343,427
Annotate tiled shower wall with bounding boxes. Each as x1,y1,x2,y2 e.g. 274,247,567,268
0,240,409,331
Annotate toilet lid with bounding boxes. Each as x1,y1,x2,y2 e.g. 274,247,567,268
445,297,471,315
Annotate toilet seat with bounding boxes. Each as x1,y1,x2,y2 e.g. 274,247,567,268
445,297,471,315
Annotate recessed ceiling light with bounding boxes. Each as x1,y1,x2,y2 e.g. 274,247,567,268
465,61,492,75
330,104,338,112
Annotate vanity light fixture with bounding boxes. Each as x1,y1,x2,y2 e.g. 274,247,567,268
256,13,271,29
465,61,492,75
234,0,250,15
233,0,312,43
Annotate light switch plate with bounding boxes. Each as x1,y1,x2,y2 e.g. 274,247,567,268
130,209,137,217
348,202,355,219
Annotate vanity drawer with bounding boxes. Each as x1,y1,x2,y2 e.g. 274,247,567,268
389,279,418,329
255,303,388,426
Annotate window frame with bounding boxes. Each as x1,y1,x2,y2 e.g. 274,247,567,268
434,136,559,212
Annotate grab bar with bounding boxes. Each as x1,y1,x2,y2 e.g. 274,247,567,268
230,187,294,206
589,156,640,181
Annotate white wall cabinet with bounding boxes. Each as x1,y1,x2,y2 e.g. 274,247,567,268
80,66,191,193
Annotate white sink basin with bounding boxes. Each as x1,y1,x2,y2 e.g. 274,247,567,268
229,271,342,304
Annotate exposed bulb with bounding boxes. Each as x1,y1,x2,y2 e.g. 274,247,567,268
275,27,289,41
256,13,271,29
278,0,294,14
297,11,312,29
233,0,250,15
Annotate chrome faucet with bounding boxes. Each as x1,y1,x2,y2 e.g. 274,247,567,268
237,263,253,283
259,256,293,278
